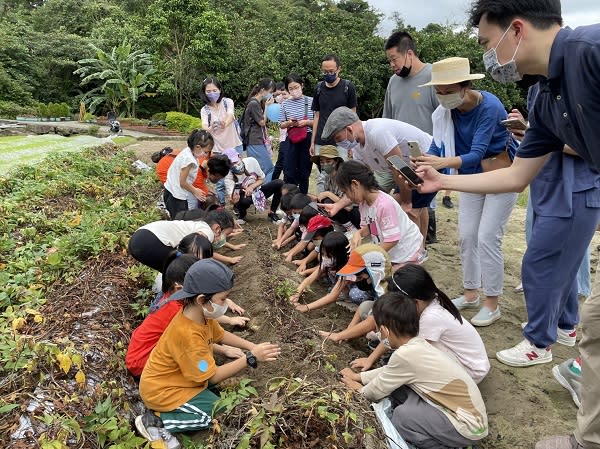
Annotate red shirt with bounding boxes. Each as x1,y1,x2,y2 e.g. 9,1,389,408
125,296,183,376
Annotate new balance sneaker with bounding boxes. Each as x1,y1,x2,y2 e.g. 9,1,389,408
268,212,280,224
452,295,480,310
535,435,584,449
520,322,577,347
470,306,501,327
552,359,582,408
135,411,180,449
496,339,552,367
234,218,246,225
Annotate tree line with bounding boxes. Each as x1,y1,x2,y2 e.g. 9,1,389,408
0,0,526,120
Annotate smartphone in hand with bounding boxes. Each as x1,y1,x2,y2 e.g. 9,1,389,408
500,118,527,131
387,155,423,187
407,141,422,158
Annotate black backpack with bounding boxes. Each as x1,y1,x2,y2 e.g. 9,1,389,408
315,79,350,99
238,98,259,151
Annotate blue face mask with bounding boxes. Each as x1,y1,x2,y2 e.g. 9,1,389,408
206,91,220,103
292,213,300,220
263,92,273,101
231,162,245,175
338,130,359,151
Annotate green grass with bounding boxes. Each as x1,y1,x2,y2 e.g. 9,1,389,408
112,136,137,147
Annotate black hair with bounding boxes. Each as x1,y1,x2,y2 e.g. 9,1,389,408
204,209,234,230
275,81,286,91
458,80,474,89
298,205,319,227
177,233,214,260
151,146,173,163
182,292,214,308
284,73,304,90
468,0,562,29
384,31,416,54
200,77,224,104
187,129,214,149
335,160,379,192
161,254,199,294
248,78,275,101
282,183,300,197
174,209,207,221
207,154,232,178
280,192,296,212
289,193,311,211
372,292,420,338
322,54,341,67
320,231,349,271
389,264,462,324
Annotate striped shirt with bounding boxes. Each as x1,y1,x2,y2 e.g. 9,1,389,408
279,95,314,133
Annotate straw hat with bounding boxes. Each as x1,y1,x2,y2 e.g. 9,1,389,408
419,57,484,87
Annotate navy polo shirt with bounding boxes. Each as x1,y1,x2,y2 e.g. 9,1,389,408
517,25,600,171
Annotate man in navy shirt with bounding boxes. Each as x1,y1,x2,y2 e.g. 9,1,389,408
415,1,600,448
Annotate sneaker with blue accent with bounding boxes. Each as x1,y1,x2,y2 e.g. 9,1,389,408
470,306,501,327
451,295,480,310
552,358,582,407
496,339,552,367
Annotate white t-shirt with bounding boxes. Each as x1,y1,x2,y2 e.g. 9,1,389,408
164,147,198,200
419,300,490,383
140,220,214,247
353,119,433,172
358,191,422,264
223,157,265,196
200,98,242,153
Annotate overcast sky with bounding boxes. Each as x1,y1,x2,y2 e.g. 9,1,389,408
368,0,600,36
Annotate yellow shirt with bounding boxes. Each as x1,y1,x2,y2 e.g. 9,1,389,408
140,310,224,411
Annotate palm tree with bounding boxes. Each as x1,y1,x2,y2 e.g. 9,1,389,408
74,41,155,118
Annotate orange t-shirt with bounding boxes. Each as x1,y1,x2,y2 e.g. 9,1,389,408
140,310,224,411
156,150,209,194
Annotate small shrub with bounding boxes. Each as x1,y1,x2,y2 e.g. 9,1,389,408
151,112,166,121
165,111,200,134
88,124,100,136
59,102,70,117
0,101,37,119
83,112,96,121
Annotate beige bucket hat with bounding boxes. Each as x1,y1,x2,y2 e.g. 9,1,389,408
419,57,484,86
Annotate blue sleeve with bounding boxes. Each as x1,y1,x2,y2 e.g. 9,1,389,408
427,139,441,156
458,101,503,170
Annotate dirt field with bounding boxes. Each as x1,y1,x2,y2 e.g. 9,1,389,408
132,141,598,449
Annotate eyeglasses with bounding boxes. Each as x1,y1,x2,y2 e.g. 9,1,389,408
321,70,337,76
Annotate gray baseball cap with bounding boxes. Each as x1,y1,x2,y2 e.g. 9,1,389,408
321,106,359,141
169,259,234,301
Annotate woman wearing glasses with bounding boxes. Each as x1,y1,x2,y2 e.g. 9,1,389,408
415,57,518,327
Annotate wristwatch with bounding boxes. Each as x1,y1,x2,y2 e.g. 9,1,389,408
245,351,258,369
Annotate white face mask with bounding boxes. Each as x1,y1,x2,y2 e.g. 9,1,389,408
436,92,464,110
321,256,333,267
203,300,228,319
482,25,522,84
376,329,393,349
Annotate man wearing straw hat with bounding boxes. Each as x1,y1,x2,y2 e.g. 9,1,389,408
415,1,600,448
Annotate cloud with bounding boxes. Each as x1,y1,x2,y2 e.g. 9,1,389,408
369,0,600,36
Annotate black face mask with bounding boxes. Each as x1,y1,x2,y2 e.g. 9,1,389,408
398,65,412,78
355,278,372,291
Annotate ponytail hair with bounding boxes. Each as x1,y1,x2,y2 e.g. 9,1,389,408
247,78,275,101
388,264,462,324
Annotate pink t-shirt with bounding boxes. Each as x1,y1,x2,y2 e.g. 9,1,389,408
358,191,422,264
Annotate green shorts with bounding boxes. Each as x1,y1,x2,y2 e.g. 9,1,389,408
159,387,220,433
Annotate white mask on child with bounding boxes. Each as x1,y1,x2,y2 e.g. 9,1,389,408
203,301,228,319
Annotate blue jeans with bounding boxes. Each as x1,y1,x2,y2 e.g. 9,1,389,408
247,144,274,182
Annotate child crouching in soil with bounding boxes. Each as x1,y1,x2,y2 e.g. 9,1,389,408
136,259,280,448
341,293,488,449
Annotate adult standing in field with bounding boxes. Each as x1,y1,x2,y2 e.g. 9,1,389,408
201,77,243,205
415,57,518,328
414,2,600,447
278,73,315,194
241,78,276,182
309,54,357,161
383,30,441,244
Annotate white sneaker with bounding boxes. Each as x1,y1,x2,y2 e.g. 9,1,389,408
135,412,181,449
514,282,523,293
451,295,480,310
520,322,577,347
496,339,552,367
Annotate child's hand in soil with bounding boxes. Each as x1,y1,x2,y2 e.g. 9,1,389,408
251,342,281,362
284,253,294,263
318,330,345,343
229,243,247,251
289,293,301,304
220,344,244,359
226,255,243,264
294,302,311,313
340,367,362,391
228,316,250,327
226,298,245,315
294,262,307,273
350,357,373,372
231,226,244,235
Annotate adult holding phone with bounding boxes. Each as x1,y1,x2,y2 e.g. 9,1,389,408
415,56,518,327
